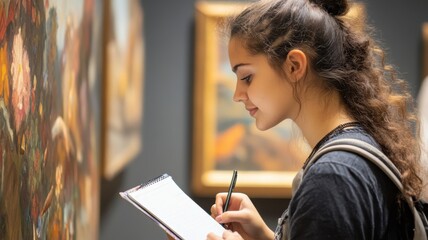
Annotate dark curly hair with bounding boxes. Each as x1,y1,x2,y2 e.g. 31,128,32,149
226,0,422,199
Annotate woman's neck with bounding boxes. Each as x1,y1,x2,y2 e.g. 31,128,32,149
294,90,355,148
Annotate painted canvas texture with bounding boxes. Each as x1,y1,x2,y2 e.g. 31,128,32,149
0,0,102,239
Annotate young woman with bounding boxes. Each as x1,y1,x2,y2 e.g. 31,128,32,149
206,0,424,239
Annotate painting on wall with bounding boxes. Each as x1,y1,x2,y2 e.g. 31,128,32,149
192,2,366,198
102,0,144,180
0,0,102,239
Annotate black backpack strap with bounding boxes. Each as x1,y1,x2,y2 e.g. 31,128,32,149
302,138,427,240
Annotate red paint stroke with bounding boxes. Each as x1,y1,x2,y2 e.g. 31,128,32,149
0,1,19,41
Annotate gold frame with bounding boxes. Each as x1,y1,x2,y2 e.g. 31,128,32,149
192,2,366,198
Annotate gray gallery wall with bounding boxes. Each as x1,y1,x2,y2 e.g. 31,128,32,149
99,1,428,239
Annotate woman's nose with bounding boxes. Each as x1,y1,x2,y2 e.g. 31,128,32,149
232,83,247,102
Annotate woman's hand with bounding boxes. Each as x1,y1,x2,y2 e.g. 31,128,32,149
207,192,274,240
207,230,244,240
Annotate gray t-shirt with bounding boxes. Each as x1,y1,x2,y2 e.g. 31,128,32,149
278,127,413,240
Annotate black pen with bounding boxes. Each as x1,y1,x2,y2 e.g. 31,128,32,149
223,170,238,213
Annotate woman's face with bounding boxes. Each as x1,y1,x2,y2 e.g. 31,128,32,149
228,37,299,131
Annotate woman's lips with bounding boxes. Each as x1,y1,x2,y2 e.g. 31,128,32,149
246,107,258,116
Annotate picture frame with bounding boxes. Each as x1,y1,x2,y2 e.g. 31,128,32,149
192,2,366,198
101,0,145,180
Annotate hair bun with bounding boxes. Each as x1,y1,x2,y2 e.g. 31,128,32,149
310,0,349,16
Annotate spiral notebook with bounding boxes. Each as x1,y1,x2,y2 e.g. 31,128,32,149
119,174,225,240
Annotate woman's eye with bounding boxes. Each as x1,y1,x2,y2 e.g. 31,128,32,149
240,74,252,83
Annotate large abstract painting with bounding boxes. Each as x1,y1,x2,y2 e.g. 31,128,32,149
0,0,102,239
102,0,144,180
192,2,366,198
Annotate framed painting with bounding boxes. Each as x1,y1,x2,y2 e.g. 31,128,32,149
192,2,366,198
0,0,102,239
102,0,144,180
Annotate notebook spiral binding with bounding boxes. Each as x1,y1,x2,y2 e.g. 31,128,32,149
141,173,170,188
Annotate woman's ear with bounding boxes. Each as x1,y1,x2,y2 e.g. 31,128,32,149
283,49,307,82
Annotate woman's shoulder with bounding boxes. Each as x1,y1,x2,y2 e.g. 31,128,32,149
293,127,396,214
305,127,386,190
289,127,404,239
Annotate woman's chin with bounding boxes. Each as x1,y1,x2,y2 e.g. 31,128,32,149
255,121,273,131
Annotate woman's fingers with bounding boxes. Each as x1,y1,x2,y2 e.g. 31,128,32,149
216,209,254,229
211,204,218,218
207,232,223,240
223,230,244,240
207,230,243,240
215,192,227,215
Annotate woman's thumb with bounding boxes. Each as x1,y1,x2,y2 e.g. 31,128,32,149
216,210,244,224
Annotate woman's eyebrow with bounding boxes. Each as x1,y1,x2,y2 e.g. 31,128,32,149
232,63,249,73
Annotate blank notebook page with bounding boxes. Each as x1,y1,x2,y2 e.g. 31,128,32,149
128,176,224,239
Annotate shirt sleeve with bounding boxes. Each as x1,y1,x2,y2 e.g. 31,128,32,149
287,158,384,240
